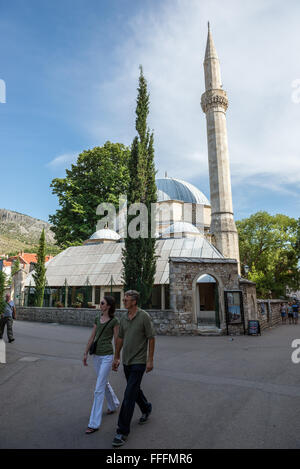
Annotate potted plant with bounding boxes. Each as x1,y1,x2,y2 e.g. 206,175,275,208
75,293,83,308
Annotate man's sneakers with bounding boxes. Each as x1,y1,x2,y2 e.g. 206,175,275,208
139,403,152,425
9,338,15,343
112,433,128,447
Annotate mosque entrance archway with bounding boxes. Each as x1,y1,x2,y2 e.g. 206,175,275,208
196,274,220,327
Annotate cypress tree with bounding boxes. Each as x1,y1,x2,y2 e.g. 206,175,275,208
33,229,47,307
122,66,157,307
141,131,157,307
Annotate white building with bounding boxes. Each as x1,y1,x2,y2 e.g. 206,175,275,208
24,176,223,310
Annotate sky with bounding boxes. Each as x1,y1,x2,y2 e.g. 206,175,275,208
0,0,299,223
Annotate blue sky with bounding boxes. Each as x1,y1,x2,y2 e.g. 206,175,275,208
0,0,299,224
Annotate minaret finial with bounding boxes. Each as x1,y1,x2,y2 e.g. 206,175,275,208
208,21,210,31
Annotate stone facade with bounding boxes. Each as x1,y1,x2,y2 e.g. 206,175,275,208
239,278,258,327
169,257,246,334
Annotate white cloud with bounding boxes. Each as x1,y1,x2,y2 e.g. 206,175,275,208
84,0,300,196
45,0,300,206
47,152,78,169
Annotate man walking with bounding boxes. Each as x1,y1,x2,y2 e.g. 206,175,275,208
0,293,16,343
292,300,299,325
112,290,155,447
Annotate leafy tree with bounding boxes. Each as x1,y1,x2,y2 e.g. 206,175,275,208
49,142,130,248
122,66,157,307
33,229,47,307
237,212,300,298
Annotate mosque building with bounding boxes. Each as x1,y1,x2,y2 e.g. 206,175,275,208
22,25,257,334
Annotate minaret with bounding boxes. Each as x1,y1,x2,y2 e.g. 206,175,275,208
201,23,240,271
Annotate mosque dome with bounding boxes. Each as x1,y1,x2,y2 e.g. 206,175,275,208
161,221,202,239
84,228,121,244
156,177,210,205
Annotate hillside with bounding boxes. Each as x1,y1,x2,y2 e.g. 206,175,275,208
0,209,61,256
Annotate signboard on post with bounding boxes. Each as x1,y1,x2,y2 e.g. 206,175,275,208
248,320,261,336
224,290,246,335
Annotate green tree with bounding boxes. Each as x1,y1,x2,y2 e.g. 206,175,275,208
49,142,130,248
237,212,300,298
7,258,21,287
33,229,47,307
122,66,157,307
0,270,6,315
11,258,20,276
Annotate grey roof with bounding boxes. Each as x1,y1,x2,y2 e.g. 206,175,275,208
24,237,223,287
156,177,210,205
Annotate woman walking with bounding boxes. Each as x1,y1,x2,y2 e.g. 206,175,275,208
280,303,287,324
287,302,294,325
83,296,120,434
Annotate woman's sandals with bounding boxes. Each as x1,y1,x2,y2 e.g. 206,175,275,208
85,427,99,434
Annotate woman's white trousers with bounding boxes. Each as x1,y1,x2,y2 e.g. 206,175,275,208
88,354,119,429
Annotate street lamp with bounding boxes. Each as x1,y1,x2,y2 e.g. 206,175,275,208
244,265,249,277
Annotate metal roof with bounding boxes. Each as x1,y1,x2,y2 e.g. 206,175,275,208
24,237,223,287
156,177,210,205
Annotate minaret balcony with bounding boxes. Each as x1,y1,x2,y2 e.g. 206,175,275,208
201,89,228,113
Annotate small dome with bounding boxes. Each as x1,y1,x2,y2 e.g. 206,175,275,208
161,222,201,238
156,177,210,205
89,228,121,242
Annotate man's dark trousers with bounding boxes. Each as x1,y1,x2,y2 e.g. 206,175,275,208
117,364,152,435
0,317,14,341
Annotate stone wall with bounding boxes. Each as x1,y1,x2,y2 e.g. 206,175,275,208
256,299,287,331
16,301,287,336
16,306,199,336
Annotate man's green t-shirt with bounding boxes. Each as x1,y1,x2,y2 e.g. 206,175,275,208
118,308,155,366
94,315,119,356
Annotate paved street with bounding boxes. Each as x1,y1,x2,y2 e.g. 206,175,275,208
1,319,300,449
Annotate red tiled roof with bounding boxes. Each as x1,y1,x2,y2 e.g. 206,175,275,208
7,253,53,264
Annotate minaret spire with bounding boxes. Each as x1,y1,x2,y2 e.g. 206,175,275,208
204,23,222,90
201,25,240,271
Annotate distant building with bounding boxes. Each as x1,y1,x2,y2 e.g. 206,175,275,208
7,252,53,274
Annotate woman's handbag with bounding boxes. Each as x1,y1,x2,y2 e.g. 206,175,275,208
89,318,113,355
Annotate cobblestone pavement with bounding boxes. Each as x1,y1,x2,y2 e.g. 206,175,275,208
1,320,300,449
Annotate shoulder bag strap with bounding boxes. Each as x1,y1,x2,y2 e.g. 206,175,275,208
94,318,113,346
